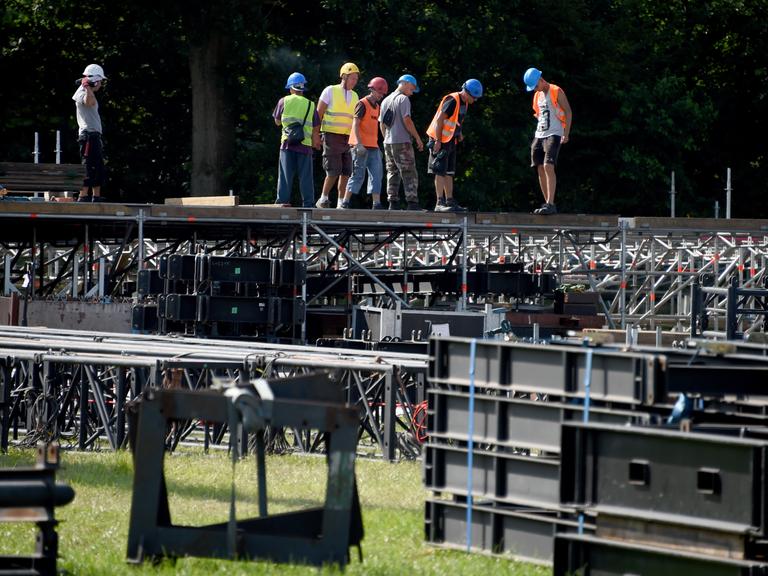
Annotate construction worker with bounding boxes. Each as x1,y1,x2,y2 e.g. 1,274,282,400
426,79,483,212
315,62,360,209
523,67,572,215
72,63,107,202
339,77,389,209
273,72,321,207
379,74,424,210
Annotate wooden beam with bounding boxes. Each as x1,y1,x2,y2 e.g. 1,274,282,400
164,196,239,207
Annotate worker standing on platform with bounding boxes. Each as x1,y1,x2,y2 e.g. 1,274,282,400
273,72,321,207
339,77,388,210
523,67,572,215
379,74,424,210
426,79,483,212
72,63,107,202
315,63,360,209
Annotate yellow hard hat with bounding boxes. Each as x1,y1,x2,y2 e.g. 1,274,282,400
340,62,360,76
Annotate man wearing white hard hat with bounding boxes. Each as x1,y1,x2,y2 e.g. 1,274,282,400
72,63,107,202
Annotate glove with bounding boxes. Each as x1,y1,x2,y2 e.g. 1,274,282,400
354,143,366,156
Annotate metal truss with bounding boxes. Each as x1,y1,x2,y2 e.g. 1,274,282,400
0,326,427,460
2,205,768,336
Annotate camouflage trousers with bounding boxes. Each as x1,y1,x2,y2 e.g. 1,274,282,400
384,142,418,203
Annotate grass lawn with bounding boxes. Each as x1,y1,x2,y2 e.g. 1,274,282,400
0,448,548,575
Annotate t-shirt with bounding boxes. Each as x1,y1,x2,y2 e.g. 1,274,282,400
319,85,357,107
353,95,378,119
272,96,320,154
72,86,102,135
379,91,412,144
534,89,564,138
441,95,467,141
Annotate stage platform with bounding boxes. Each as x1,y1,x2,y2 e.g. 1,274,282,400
2,201,768,244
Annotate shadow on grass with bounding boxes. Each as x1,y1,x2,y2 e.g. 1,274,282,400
59,454,417,512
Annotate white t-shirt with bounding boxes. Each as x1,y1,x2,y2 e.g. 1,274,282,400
72,86,102,135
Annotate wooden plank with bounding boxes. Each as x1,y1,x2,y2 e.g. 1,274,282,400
164,196,239,207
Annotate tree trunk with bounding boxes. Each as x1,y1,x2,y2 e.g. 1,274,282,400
188,30,234,197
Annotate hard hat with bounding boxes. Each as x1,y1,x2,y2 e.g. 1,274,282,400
285,72,307,90
462,78,483,98
397,74,419,93
523,67,542,92
82,63,107,81
367,77,389,95
340,62,360,76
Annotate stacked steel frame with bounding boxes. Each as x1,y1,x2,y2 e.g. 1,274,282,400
425,336,768,571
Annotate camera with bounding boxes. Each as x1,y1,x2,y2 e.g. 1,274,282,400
74,78,98,87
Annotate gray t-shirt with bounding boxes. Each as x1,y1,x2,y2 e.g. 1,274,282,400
72,86,102,135
379,91,412,144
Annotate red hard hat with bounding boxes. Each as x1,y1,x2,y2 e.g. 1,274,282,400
367,77,389,95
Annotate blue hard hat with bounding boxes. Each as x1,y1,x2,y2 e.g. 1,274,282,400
523,67,542,92
462,78,483,98
397,74,419,93
285,72,307,90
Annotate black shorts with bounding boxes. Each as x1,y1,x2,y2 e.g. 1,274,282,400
427,138,457,176
322,132,352,177
530,135,561,166
78,132,106,187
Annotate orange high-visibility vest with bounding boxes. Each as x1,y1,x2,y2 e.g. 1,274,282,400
348,96,380,148
427,92,461,143
532,84,566,130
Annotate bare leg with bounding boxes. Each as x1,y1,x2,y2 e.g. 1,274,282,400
321,175,338,199
338,175,350,205
543,164,557,204
536,165,548,203
91,186,101,198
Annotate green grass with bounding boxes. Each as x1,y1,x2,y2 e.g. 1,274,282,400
0,449,547,576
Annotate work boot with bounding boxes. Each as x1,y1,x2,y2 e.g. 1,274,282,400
538,203,558,215
406,201,425,211
532,202,548,215
388,200,400,210
77,194,91,202
315,196,330,209
437,198,467,213
91,196,106,203
539,204,557,216
372,202,384,210
434,197,446,211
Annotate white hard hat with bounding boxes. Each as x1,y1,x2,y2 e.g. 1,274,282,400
82,64,107,81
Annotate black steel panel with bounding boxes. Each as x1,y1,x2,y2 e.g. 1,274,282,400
166,254,196,281
426,499,584,564
207,256,274,284
561,422,768,536
163,294,197,321
554,533,768,576
198,296,272,323
424,444,561,507
131,304,158,333
137,269,163,296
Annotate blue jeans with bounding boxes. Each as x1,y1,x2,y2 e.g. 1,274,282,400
276,149,314,207
346,146,383,196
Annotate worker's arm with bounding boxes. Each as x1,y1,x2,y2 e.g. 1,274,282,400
316,100,328,125
81,81,97,107
351,116,364,152
431,111,448,153
403,115,424,152
559,90,572,144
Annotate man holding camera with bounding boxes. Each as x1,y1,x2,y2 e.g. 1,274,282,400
72,63,107,202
